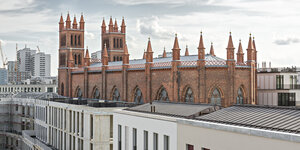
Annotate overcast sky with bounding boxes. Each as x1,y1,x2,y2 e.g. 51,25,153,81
0,0,300,76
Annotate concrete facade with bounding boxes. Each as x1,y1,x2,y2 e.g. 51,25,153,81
31,52,51,77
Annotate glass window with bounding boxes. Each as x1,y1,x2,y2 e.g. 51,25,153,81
133,128,137,150
236,88,244,104
112,88,120,101
134,88,144,104
144,131,148,150
118,125,122,150
153,133,158,150
278,93,295,106
158,87,169,101
164,135,169,150
185,87,194,103
211,88,221,105
93,88,100,99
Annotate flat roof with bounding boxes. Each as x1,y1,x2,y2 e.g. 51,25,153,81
196,105,300,134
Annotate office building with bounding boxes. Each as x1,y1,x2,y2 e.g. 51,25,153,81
31,52,51,77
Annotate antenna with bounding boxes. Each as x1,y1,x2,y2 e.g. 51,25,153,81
37,46,40,53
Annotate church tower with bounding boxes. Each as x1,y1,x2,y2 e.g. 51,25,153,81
101,17,126,62
58,13,85,97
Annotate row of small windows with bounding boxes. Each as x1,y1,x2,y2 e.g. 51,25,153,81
118,125,169,150
73,85,245,105
71,34,81,46
113,38,123,48
0,87,41,93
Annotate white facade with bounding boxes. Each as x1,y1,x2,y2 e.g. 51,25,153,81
31,52,51,77
257,68,300,106
113,111,177,150
0,83,57,94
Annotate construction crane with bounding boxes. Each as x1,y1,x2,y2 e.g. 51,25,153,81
0,41,8,68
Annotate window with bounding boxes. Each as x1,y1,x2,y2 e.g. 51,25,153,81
278,93,295,106
112,88,121,101
184,87,194,103
76,87,82,98
134,88,143,104
90,115,93,139
78,54,81,65
93,88,100,99
78,36,81,46
118,125,122,150
75,35,77,46
15,105,18,111
211,88,221,105
186,144,194,150
133,128,137,150
74,54,77,64
236,87,244,104
71,35,73,46
164,135,169,150
153,133,158,150
114,38,116,48
144,131,148,150
60,34,66,46
157,86,169,101
276,75,284,89
120,39,123,48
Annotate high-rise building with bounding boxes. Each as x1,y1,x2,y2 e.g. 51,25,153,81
7,61,17,72
31,52,51,77
17,47,36,73
0,68,8,85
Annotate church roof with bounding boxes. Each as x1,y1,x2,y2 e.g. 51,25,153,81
90,54,227,68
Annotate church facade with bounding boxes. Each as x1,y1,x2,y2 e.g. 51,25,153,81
58,13,257,107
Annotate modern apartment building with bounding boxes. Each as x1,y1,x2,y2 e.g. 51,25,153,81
17,47,36,73
257,64,300,106
114,102,300,150
31,52,51,77
0,92,131,150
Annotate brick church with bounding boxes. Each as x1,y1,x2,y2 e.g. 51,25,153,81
58,13,257,107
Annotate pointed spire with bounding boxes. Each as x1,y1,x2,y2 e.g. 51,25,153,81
247,33,254,50
237,40,244,64
109,16,113,32
121,16,126,33
198,31,205,60
72,15,78,29
210,42,215,56
237,40,243,54
80,13,84,22
123,44,129,64
146,37,153,52
59,14,64,31
101,17,106,33
59,14,64,23
85,47,90,58
162,47,167,58
114,18,118,32
172,33,180,50
79,13,85,30
66,12,71,29
146,38,153,63
227,32,234,49
198,31,205,49
185,45,189,56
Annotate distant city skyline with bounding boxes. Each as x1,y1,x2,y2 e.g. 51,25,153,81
1,0,300,76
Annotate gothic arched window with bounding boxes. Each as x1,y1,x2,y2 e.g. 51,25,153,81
112,88,120,101
185,87,194,103
134,88,143,104
157,87,169,101
93,88,100,99
78,35,81,46
237,88,244,104
211,88,221,105
120,39,123,48
76,87,82,98
75,35,77,46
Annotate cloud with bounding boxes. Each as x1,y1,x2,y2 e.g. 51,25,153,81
112,0,196,6
85,31,95,40
137,16,175,39
0,0,36,11
273,37,300,45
